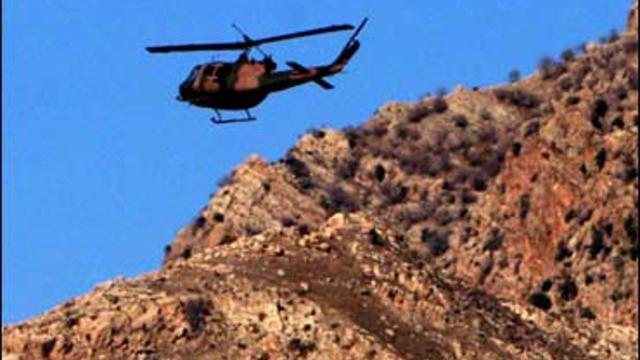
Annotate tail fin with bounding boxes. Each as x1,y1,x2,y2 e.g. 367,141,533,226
333,40,360,67
332,18,367,69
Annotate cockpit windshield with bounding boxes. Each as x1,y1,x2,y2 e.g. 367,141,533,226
183,65,200,84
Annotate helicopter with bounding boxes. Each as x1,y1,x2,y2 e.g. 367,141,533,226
146,19,367,124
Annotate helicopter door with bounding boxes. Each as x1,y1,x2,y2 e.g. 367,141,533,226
216,64,233,91
202,64,221,92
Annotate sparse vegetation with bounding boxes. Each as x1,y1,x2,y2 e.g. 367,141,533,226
528,291,552,311
452,114,469,128
580,307,596,320
41,338,56,358
519,194,531,219
394,123,421,141
288,338,317,356
539,279,553,292
565,95,581,106
483,227,503,252
511,142,522,156
479,108,493,121
564,209,577,223
244,220,265,236
433,97,449,113
374,163,386,182
399,152,441,176
472,176,488,191
380,182,408,205
194,215,207,228
555,243,573,262
184,298,210,332
309,128,326,139
280,216,297,227
524,121,540,138
369,228,386,247
407,95,449,123
217,173,234,188
421,227,449,257
213,212,224,222
407,103,433,123
561,49,575,62
590,98,608,130
624,214,638,242
180,246,193,260
320,185,359,214
284,154,310,178
284,154,315,190
343,126,361,148
494,88,541,108
557,74,575,91
298,224,311,236
538,56,563,80
461,189,478,204
435,87,449,98
370,121,389,137
589,226,606,259
508,69,521,83
558,278,578,301
337,156,360,180
594,149,607,170
434,208,455,226
611,117,625,128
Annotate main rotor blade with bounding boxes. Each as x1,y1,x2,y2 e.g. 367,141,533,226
146,24,355,54
249,24,354,45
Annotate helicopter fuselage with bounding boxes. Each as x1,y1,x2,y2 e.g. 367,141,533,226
178,60,270,110
176,51,352,111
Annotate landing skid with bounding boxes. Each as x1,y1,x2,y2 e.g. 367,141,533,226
210,109,256,125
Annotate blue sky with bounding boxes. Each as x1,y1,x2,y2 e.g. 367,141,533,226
2,1,631,324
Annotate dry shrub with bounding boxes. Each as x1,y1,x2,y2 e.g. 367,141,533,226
380,182,409,205
395,124,421,141
538,56,566,80
443,131,469,153
337,156,360,180
343,126,361,148
494,88,541,108
407,97,449,123
590,98,608,130
561,49,575,62
395,203,434,224
320,185,359,214
184,298,211,332
373,163,386,182
508,69,521,83
421,227,450,257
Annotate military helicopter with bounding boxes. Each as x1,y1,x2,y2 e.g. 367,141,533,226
146,19,367,124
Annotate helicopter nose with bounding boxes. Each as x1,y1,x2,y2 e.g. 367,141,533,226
177,82,190,101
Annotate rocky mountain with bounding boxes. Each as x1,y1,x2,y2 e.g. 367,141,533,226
3,3,638,359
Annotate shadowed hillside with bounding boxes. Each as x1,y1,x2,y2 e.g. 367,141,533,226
3,2,638,359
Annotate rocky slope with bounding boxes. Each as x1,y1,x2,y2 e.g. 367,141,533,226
4,3,638,359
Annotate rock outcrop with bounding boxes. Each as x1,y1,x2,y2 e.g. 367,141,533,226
4,2,638,359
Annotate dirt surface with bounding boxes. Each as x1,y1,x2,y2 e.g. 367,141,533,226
3,2,638,359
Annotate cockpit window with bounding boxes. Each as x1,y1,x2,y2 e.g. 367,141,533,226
184,65,200,83
204,64,218,76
